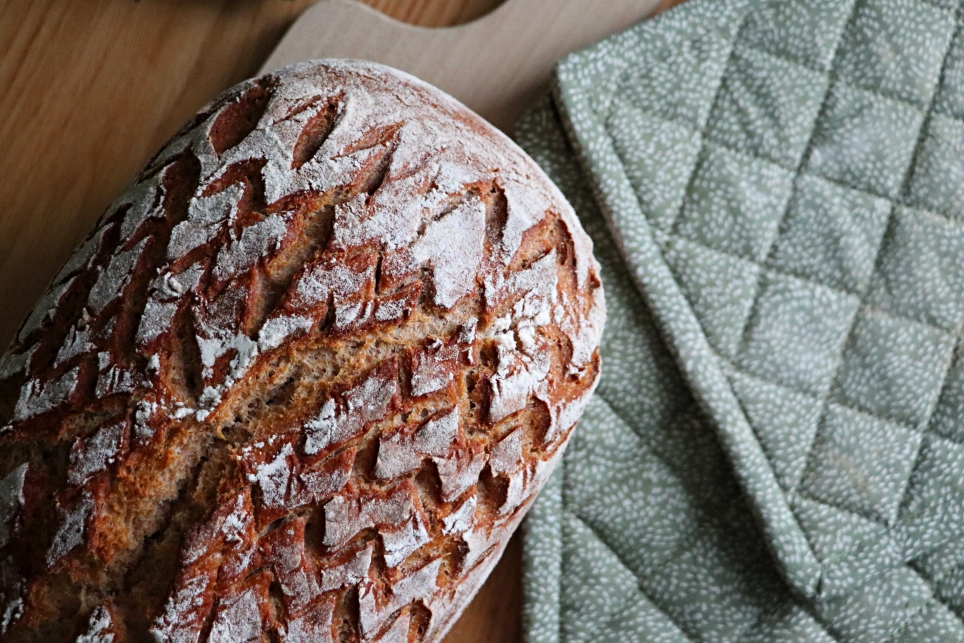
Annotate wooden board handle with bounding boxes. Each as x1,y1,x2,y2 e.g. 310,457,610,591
260,0,663,130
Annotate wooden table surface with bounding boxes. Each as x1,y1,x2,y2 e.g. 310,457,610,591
0,0,682,640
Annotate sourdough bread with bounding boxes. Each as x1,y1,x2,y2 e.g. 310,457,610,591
0,60,604,643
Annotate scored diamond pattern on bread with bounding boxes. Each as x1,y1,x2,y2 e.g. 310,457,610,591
0,60,604,643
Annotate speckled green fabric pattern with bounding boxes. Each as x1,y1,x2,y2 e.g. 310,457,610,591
518,0,964,640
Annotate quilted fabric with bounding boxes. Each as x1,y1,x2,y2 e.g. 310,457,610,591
518,0,964,640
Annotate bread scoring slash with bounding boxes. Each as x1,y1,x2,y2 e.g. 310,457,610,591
0,60,604,643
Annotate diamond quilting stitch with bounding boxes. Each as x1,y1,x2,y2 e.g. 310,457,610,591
522,0,964,640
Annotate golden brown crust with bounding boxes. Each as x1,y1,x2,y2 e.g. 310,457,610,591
0,60,604,643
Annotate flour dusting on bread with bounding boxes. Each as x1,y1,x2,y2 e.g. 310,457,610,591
0,60,603,643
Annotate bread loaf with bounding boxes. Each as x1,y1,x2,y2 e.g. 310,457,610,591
0,60,604,643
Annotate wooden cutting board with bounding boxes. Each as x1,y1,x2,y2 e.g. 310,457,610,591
261,0,665,130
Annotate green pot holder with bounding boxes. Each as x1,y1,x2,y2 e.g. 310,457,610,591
517,0,964,640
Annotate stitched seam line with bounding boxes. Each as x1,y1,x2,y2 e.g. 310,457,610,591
563,509,699,642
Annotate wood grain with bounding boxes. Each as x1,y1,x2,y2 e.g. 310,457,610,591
0,1,683,641
262,0,664,130
363,0,505,27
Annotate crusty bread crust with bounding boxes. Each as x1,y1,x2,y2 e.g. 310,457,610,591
0,60,604,643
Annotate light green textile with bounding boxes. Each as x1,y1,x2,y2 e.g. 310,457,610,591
518,0,964,640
